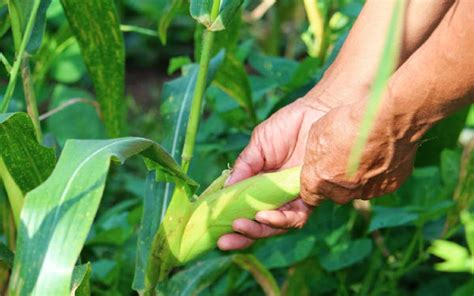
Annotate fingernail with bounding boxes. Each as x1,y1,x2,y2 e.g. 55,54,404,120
255,212,270,223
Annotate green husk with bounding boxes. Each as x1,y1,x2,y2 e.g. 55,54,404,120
145,166,301,293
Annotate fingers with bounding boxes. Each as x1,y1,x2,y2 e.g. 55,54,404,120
226,130,265,186
255,199,312,228
232,218,287,239
217,233,254,251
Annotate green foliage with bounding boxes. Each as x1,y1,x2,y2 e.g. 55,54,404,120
0,0,472,295
133,52,224,293
8,0,51,53
60,0,126,137
190,0,243,31
0,113,55,226
8,138,196,295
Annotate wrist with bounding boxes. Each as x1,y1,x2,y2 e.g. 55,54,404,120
302,69,372,112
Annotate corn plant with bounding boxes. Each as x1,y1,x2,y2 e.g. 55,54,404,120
0,0,472,295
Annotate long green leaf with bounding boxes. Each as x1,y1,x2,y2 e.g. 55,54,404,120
190,0,243,31
347,0,405,173
8,0,51,53
8,138,196,296
132,51,224,294
0,113,55,226
60,0,126,137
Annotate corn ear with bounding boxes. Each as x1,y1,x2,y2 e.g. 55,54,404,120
146,166,301,293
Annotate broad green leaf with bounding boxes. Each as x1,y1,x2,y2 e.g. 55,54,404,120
368,206,419,232
253,232,316,269
155,256,233,295
0,242,13,268
0,113,55,226
60,0,125,137
214,54,255,121
8,137,196,296
232,254,280,296
429,240,471,273
133,52,224,293
249,53,299,86
347,0,405,173
157,0,184,44
8,0,52,53
190,0,243,31
320,238,373,272
71,263,91,296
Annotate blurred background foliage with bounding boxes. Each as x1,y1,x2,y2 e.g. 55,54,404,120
0,0,473,295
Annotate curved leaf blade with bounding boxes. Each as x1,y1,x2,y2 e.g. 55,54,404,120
60,0,126,137
8,137,195,296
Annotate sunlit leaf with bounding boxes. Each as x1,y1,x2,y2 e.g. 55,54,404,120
429,240,471,273
8,138,196,295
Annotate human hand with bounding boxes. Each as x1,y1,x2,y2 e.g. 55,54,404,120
300,100,418,206
217,98,326,250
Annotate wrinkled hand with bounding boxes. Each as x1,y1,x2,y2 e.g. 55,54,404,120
301,101,418,206
217,98,326,250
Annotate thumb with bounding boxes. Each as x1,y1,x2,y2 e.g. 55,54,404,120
226,134,265,186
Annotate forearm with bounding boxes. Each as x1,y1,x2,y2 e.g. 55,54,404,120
382,0,474,142
306,0,453,110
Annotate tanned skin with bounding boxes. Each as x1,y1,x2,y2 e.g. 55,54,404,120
218,0,473,251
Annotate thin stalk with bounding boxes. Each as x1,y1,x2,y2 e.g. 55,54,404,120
181,0,221,172
120,24,159,38
21,57,42,142
1,0,41,113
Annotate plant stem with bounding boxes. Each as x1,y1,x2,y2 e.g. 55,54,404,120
21,57,42,142
1,0,41,113
181,0,221,172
